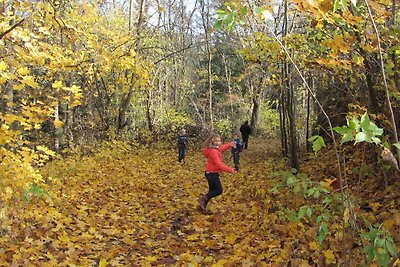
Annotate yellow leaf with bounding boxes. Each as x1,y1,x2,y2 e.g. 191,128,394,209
225,233,238,244
54,119,64,129
52,80,63,89
36,145,56,157
21,75,39,88
1,72,17,80
13,83,25,90
212,259,228,267
369,202,381,212
187,234,199,241
98,259,108,267
309,241,319,251
17,67,30,75
0,61,7,71
324,249,336,264
4,187,13,200
383,219,395,229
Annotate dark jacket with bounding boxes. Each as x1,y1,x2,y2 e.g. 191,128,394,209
231,138,242,153
240,123,251,137
178,134,188,147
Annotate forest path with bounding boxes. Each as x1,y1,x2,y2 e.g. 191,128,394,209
1,139,303,266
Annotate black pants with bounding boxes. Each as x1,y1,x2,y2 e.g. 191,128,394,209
205,172,222,199
178,146,186,162
242,135,249,149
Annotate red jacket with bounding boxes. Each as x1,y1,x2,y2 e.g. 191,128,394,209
202,143,234,173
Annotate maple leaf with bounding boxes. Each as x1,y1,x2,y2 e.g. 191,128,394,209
0,61,8,71
52,80,63,89
324,249,336,264
21,75,39,88
17,67,30,75
98,259,108,267
309,241,319,251
54,119,64,129
225,233,238,244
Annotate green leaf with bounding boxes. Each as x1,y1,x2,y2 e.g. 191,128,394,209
393,143,400,149
361,112,371,131
341,0,348,10
298,206,307,219
371,137,381,145
333,0,340,12
385,240,398,257
225,13,234,25
306,206,313,218
355,132,368,144
376,238,386,247
240,6,248,16
307,188,315,197
308,135,318,142
363,244,375,262
214,20,223,30
378,252,389,267
311,136,326,153
362,228,378,241
286,176,295,185
254,7,263,15
293,184,301,193
333,126,349,135
348,117,360,131
317,223,328,244
341,131,354,143
316,214,327,223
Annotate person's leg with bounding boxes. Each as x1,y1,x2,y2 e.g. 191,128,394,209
233,152,239,170
178,146,184,162
198,172,222,212
206,173,222,198
181,146,186,162
243,135,249,149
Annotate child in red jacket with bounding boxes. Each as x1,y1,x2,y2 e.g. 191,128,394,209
198,134,237,213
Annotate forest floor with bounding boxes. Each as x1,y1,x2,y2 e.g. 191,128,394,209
0,138,399,266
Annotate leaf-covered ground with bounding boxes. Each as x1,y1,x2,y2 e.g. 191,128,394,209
0,140,398,266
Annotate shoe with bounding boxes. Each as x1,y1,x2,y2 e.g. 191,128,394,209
197,194,209,212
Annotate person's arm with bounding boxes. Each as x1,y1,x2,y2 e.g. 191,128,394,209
220,142,233,152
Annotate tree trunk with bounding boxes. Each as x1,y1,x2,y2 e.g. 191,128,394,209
200,0,213,130
251,97,260,136
222,53,234,122
117,0,147,132
306,76,312,153
283,0,298,170
279,84,288,157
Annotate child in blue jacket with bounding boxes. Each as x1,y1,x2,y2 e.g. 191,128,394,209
231,132,242,170
178,129,188,163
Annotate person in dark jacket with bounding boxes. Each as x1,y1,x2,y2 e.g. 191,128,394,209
231,132,243,171
198,134,237,214
178,129,188,163
239,121,251,149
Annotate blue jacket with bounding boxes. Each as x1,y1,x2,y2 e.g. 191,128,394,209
231,138,242,153
178,134,188,147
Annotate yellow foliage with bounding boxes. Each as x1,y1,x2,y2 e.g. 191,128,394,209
324,249,336,265
54,119,64,129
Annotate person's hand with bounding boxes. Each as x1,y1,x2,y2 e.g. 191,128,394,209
232,169,238,174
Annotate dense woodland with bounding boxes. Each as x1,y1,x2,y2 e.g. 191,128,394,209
0,0,399,266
